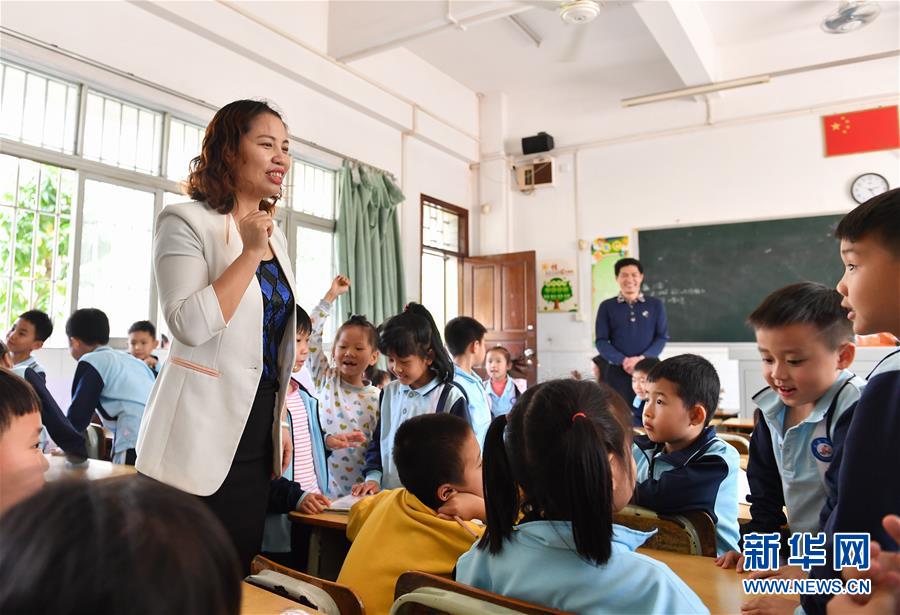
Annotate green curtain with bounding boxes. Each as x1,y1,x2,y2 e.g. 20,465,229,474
335,162,406,327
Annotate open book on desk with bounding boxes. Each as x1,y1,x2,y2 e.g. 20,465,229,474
324,493,364,513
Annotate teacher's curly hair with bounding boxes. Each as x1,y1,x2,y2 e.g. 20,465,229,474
187,99,287,216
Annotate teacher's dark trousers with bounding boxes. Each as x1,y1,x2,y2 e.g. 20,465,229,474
603,361,636,409
202,379,276,576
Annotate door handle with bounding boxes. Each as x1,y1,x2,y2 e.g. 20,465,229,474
527,324,534,331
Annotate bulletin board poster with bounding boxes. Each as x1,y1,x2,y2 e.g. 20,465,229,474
591,236,630,324
539,260,578,313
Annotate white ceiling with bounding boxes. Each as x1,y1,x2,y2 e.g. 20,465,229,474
329,0,900,101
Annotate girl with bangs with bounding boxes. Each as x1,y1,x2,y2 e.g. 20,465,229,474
352,303,469,495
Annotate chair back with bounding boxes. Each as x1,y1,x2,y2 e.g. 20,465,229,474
248,555,365,615
392,571,567,615
613,505,717,557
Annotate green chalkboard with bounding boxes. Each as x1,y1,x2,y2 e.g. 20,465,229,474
637,214,845,342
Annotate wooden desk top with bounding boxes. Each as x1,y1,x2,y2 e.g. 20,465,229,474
739,502,751,523
289,510,350,531
44,455,137,482
740,455,748,471
241,582,311,614
638,548,744,614
721,417,755,432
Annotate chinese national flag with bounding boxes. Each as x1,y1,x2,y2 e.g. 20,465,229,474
823,106,900,157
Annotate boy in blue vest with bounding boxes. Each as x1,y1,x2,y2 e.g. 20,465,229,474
6,310,53,377
633,353,741,556
716,282,865,571
445,316,491,447
65,308,154,465
5,311,87,461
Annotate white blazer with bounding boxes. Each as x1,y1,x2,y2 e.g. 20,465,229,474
136,201,296,496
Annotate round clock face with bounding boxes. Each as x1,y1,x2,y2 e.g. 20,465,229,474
851,173,889,204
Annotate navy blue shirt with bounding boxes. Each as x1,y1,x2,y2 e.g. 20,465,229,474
595,294,669,364
256,258,293,383
802,349,900,615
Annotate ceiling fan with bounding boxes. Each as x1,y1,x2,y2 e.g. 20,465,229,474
522,0,603,62
820,0,881,33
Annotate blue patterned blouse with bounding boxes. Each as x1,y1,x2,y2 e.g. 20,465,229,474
256,258,293,383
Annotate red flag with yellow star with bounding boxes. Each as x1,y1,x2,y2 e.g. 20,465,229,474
823,106,899,157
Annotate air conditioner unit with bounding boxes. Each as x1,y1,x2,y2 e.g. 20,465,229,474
513,156,555,192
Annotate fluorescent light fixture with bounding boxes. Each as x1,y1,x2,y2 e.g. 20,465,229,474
621,75,771,107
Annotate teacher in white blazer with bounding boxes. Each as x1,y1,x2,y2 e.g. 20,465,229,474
137,100,296,574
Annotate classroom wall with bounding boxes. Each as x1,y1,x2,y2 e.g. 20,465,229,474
507,105,900,408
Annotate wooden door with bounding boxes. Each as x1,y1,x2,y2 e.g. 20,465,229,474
461,251,537,386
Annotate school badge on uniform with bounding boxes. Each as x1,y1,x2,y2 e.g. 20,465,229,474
810,437,833,462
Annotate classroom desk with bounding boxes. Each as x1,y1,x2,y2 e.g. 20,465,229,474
241,581,310,614
740,454,748,471
44,454,137,482
289,510,352,581
721,417,755,434
638,548,744,614
739,502,751,524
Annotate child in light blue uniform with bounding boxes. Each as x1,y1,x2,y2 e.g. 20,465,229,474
482,346,523,418
717,283,866,571
633,354,740,556
354,303,468,495
65,309,154,464
445,316,491,446
456,379,707,615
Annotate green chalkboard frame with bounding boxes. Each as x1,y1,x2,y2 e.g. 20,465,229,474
636,213,847,343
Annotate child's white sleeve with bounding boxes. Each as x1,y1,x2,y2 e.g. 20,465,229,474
307,299,333,389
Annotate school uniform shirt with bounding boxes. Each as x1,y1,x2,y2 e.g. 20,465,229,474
745,370,864,537
456,521,708,615
307,300,380,496
11,365,88,460
453,365,492,447
12,355,45,377
362,377,468,490
803,349,900,615
483,377,521,418
68,346,155,464
262,379,330,554
337,488,482,615
594,293,669,365
633,426,741,555
632,395,647,427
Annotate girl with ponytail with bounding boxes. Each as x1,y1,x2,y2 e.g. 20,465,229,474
351,303,469,495
456,379,707,615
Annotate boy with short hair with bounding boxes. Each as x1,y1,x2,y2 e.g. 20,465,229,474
127,320,160,376
632,353,740,555
5,310,53,377
631,356,660,427
445,316,491,447
799,189,900,615
338,413,484,614
5,312,87,461
0,369,49,514
66,308,155,465
716,282,864,571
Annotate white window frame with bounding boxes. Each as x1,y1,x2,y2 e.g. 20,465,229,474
1,59,339,348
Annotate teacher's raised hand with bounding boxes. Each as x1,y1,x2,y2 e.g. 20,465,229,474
238,209,273,258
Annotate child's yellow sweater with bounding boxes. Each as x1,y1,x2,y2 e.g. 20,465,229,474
337,489,483,615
